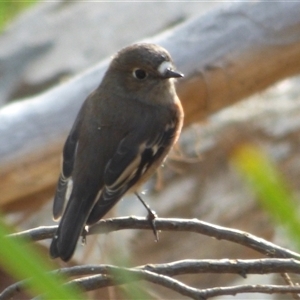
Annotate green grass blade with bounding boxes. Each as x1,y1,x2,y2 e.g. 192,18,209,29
232,144,300,250
0,216,83,299
0,1,38,32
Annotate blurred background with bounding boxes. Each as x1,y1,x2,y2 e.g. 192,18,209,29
1,1,300,299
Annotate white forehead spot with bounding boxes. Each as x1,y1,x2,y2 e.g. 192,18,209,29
158,61,172,75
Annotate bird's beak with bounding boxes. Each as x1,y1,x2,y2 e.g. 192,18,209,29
163,68,184,79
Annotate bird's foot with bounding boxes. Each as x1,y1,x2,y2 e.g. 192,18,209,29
81,226,89,245
135,192,159,242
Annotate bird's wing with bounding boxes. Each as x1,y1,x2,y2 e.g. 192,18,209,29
86,121,177,224
52,107,83,220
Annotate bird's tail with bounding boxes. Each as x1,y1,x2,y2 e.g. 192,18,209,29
50,195,94,262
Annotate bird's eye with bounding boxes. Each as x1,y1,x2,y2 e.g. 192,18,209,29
133,69,147,80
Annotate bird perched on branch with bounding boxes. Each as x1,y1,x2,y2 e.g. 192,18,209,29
50,43,184,261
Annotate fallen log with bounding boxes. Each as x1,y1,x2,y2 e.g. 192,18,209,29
1,1,300,210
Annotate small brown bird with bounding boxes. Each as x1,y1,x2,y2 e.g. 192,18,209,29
50,43,184,261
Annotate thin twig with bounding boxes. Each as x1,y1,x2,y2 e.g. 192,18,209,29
5,218,300,299
2,259,300,300
9,217,300,260
60,258,300,278
199,284,300,299
72,268,203,300
0,280,27,300
280,272,300,299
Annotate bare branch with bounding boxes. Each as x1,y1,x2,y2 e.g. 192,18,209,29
198,284,300,299
141,258,300,277
0,281,27,300
27,258,300,279
10,217,300,260
89,217,300,259
4,259,300,300
47,258,300,278
7,218,300,299
9,225,56,242
72,268,202,300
